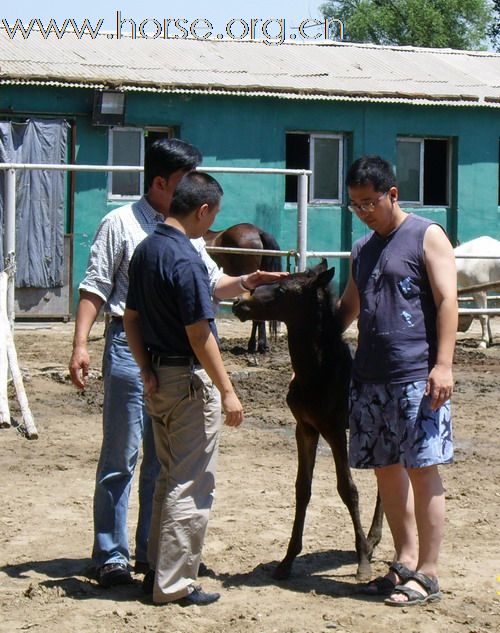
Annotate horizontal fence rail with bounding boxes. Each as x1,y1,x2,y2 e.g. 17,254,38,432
0,163,312,176
459,295,500,301
458,308,500,314
206,246,294,257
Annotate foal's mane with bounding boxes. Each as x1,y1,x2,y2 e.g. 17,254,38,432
287,276,349,383
315,284,344,349
290,275,345,360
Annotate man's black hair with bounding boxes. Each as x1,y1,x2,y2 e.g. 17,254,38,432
170,172,223,217
346,155,396,192
144,138,202,191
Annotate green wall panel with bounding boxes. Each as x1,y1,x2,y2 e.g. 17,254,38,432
1,85,499,313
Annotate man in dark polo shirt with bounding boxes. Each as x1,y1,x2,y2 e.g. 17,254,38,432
124,171,243,606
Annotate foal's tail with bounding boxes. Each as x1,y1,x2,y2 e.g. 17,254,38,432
259,230,282,342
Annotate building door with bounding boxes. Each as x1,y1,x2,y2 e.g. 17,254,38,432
0,118,71,319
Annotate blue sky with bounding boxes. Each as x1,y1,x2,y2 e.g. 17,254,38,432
2,2,333,41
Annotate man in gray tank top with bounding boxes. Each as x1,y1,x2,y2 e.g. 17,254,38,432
337,156,457,607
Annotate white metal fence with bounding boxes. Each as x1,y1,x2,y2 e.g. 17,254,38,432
0,163,310,323
1,162,500,322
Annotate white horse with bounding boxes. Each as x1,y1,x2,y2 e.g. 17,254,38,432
455,236,500,348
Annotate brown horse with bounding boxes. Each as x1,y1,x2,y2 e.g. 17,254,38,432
233,260,383,581
205,222,282,353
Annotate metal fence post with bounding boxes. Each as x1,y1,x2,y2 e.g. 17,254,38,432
297,172,308,272
4,169,16,328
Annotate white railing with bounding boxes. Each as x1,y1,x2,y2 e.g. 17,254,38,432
0,163,311,323
2,162,500,321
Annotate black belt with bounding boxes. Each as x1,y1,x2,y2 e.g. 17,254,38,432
110,315,123,322
150,353,200,368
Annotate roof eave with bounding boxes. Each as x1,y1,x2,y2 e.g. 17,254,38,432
0,76,496,107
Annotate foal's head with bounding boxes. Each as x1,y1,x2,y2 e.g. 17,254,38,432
232,259,335,324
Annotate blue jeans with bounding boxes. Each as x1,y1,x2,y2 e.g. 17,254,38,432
92,319,160,568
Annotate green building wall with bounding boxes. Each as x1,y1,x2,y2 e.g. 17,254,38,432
1,85,499,313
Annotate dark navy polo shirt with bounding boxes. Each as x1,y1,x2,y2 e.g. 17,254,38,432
126,223,217,356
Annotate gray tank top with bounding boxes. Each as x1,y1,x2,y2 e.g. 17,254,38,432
351,214,440,384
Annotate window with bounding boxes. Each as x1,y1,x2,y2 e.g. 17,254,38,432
396,137,450,205
108,127,174,199
285,132,343,204
108,128,143,198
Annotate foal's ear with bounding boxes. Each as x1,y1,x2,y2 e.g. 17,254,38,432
308,258,328,276
311,266,336,289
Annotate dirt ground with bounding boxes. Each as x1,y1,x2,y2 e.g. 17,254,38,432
1,316,499,633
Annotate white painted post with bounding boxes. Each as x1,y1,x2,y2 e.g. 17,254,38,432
4,168,16,328
297,172,308,272
0,272,37,439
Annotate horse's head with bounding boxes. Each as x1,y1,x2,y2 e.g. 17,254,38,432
232,259,335,324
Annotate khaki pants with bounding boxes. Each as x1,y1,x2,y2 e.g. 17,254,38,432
145,366,222,603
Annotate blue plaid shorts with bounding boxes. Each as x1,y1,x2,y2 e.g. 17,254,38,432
349,380,453,469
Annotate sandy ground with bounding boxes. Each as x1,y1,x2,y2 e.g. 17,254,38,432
1,316,499,633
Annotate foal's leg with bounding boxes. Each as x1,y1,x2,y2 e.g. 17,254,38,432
248,321,258,353
257,321,268,354
327,428,372,581
366,491,384,555
274,420,319,580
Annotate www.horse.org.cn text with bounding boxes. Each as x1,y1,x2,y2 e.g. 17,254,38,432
0,13,345,46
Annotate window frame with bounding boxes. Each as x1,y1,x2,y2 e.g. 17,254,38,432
107,127,145,201
397,136,451,206
309,133,344,204
107,126,175,200
286,131,344,205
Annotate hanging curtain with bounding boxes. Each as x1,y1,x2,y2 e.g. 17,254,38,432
0,119,69,288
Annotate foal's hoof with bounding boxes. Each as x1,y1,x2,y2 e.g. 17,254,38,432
356,561,372,582
246,355,259,367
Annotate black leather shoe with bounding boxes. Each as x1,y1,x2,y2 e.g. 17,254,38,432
98,562,133,587
198,561,215,577
176,586,220,606
143,567,215,596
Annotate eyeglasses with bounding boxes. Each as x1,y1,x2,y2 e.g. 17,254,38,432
348,192,389,214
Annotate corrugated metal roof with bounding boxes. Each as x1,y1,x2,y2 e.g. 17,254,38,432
1,30,499,107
